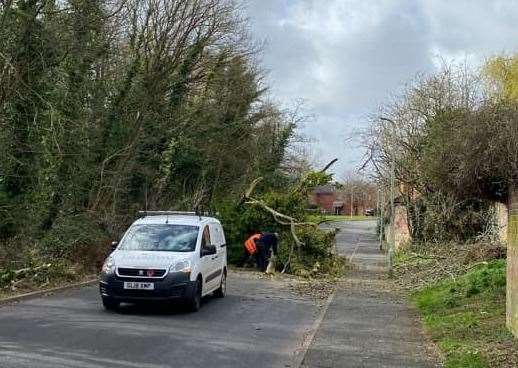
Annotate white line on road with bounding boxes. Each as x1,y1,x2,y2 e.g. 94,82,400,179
293,287,337,368
348,234,362,263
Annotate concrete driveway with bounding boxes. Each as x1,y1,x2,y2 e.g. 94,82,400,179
0,271,320,368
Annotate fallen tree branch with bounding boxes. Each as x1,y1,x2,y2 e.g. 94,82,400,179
244,200,317,228
245,177,263,198
465,261,489,271
1,264,53,286
292,158,338,195
319,158,338,173
241,159,339,273
407,252,448,261
242,184,309,272
244,199,295,222
13,264,52,276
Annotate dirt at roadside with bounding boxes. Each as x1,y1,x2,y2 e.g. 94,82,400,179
393,241,506,291
228,267,336,303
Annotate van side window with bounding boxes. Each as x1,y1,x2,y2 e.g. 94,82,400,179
209,224,221,246
201,226,211,250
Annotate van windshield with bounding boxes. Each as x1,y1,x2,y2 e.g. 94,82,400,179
118,224,199,252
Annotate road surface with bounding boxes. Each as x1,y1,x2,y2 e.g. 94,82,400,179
0,221,438,368
0,271,320,368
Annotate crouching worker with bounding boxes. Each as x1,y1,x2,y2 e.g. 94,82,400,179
255,232,278,272
238,232,261,267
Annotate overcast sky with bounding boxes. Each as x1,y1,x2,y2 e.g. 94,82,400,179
244,0,518,176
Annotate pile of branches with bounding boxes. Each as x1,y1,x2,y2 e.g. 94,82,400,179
0,261,79,293
1,264,52,291
393,241,506,290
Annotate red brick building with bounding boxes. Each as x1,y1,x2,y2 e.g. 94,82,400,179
311,184,376,215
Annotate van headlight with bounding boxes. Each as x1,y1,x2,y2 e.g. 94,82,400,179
170,260,191,273
101,256,116,274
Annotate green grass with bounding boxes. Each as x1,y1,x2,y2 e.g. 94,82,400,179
412,260,516,368
307,214,373,223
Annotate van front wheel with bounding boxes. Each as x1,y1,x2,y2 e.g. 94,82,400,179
187,279,202,312
102,297,119,311
214,271,226,298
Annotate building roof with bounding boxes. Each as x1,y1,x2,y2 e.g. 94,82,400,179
313,184,336,194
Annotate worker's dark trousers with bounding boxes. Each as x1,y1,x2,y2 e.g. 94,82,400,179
237,249,254,267
255,244,267,272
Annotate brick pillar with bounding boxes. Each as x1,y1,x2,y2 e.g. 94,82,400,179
495,202,509,243
394,205,411,250
507,187,518,337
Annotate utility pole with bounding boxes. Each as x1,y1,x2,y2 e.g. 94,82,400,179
389,145,396,272
350,188,354,219
378,188,384,250
380,117,397,273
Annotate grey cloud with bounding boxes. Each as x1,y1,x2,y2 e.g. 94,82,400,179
245,0,518,174
312,1,434,115
424,0,518,57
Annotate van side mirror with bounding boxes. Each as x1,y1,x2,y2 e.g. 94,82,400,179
201,244,216,257
111,241,118,251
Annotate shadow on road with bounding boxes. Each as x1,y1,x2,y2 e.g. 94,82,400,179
109,295,227,316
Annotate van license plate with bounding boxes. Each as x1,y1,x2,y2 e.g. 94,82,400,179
124,282,154,290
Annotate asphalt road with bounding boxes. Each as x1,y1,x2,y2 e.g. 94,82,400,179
0,271,320,368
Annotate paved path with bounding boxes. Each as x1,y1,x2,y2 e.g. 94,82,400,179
0,271,320,368
303,220,438,368
332,220,387,272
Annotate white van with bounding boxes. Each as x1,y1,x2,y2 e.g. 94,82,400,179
99,211,227,312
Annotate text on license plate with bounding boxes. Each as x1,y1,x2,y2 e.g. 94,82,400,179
124,282,154,290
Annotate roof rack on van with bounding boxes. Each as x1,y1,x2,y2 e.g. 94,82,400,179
137,210,211,218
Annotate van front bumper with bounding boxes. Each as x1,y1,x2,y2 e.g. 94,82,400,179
99,271,196,303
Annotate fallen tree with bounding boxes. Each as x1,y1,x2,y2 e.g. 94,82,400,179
230,159,344,276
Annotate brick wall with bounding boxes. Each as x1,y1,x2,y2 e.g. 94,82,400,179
507,187,518,337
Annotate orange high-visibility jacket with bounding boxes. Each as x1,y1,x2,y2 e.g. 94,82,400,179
244,233,261,255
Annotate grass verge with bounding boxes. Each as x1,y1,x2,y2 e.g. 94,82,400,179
308,215,373,223
411,259,518,368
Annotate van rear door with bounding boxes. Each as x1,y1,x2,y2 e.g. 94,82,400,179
199,225,219,293
209,223,226,276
